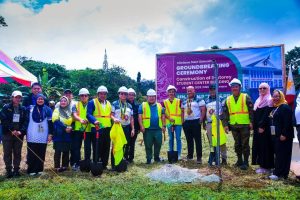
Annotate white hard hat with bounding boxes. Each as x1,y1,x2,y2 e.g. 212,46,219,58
128,88,136,94
97,85,108,93
166,85,177,92
11,91,22,97
118,86,128,93
147,89,157,96
78,88,90,95
229,78,242,87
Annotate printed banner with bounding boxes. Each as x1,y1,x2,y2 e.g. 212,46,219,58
156,45,284,102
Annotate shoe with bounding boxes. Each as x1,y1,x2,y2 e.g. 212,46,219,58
240,162,249,170
37,172,44,175
29,172,36,176
58,167,67,172
72,164,80,172
256,168,270,174
196,158,202,164
146,159,151,164
13,170,21,177
234,157,243,167
154,157,164,163
5,170,13,179
184,156,193,161
269,174,279,180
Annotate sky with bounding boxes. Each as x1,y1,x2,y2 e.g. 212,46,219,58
1,0,300,80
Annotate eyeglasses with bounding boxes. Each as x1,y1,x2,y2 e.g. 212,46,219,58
259,87,267,90
80,95,88,97
119,93,128,96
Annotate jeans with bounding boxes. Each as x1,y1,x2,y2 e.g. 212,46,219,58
167,125,182,157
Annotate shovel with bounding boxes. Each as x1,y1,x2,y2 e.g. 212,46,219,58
79,123,91,172
167,123,178,163
90,125,103,176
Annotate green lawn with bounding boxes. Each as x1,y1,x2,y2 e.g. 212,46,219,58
0,133,299,200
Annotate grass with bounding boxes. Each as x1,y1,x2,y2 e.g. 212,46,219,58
0,132,299,200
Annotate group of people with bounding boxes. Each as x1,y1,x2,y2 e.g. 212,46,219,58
0,77,296,181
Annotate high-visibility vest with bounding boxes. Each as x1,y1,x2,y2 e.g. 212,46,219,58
163,98,182,125
92,98,112,128
142,102,162,128
226,93,250,125
211,114,227,147
74,101,91,132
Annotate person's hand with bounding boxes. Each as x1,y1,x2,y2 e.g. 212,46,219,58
224,126,229,134
169,118,175,123
280,135,286,141
94,121,100,125
249,123,253,130
162,126,166,133
140,126,145,133
17,131,21,136
48,135,52,143
80,119,87,124
114,118,120,124
131,129,135,137
258,128,264,133
11,130,17,136
66,126,72,133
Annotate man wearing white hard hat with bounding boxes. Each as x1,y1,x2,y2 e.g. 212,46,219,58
138,89,166,164
126,88,140,163
70,88,91,171
0,91,28,178
223,78,254,170
111,86,134,166
163,85,183,159
87,85,112,170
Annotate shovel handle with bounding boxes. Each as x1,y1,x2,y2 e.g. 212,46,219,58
95,125,100,139
84,131,86,140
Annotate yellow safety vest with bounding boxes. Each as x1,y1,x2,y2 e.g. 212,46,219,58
74,101,91,132
92,98,112,128
226,93,250,125
211,114,227,147
142,102,162,128
163,98,182,125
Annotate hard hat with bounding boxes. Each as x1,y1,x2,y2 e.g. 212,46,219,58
229,78,242,87
78,88,90,95
64,89,72,94
128,88,136,94
147,89,157,96
11,91,22,97
166,85,177,92
97,85,108,93
118,86,128,93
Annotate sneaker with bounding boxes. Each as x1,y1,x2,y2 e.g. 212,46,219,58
29,172,36,176
72,164,80,172
239,164,249,170
154,157,165,163
269,174,279,181
37,172,44,175
256,168,270,174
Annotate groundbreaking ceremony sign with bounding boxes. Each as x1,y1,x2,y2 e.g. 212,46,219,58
156,44,285,102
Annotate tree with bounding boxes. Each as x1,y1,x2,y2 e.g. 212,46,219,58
0,16,7,27
285,46,300,87
211,45,220,49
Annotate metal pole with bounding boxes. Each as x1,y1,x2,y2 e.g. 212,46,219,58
212,59,222,179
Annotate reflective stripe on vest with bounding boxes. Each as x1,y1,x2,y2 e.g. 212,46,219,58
142,102,162,128
92,98,112,128
74,101,91,132
164,98,182,125
227,93,250,125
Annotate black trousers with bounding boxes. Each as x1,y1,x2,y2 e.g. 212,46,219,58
273,137,293,178
183,119,202,159
83,132,92,161
27,142,47,174
128,127,139,162
91,127,111,168
2,134,23,171
54,151,69,168
122,125,131,161
70,131,83,166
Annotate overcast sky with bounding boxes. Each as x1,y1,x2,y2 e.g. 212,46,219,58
1,0,300,79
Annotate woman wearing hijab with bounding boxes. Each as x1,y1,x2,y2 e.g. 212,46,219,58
51,96,73,172
269,90,294,180
27,94,53,175
252,83,274,174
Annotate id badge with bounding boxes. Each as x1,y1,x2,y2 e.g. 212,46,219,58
270,125,276,136
38,124,44,133
13,114,20,123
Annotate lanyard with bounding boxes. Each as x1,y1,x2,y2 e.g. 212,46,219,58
119,100,127,119
269,105,280,125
